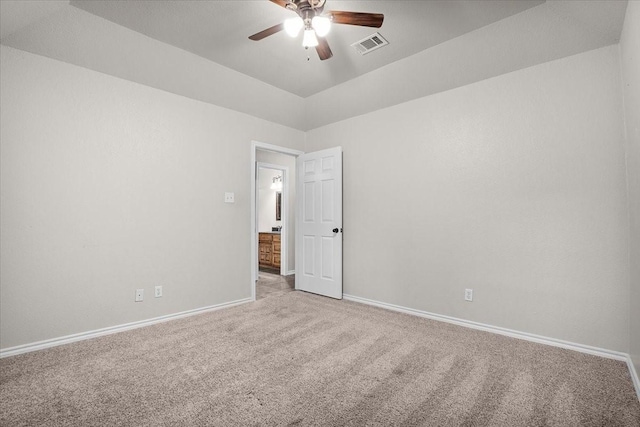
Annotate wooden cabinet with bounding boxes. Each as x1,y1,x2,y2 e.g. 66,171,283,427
259,233,281,269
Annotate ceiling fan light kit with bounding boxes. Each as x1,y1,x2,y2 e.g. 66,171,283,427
249,0,384,61
311,16,331,37
284,17,304,37
302,29,319,47
284,15,328,46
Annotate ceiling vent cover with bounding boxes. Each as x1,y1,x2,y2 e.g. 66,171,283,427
351,32,388,55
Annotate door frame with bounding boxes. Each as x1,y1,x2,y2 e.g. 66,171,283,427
250,141,304,301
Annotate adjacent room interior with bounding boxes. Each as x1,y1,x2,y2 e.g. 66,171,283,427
255,150,297,300
1,0,639,424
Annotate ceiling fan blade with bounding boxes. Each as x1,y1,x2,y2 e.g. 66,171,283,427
328,11,384,28
269,0,290,8
316,37,333,60
249,23,284,41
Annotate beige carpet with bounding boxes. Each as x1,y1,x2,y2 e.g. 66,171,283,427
257,270,295,300
1,291,639,426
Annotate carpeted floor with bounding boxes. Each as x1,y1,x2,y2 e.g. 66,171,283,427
1,291,639,426
257,269,295,300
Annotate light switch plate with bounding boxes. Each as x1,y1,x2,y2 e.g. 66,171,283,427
224,192,235,203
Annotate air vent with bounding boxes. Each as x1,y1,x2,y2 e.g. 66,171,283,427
351,32,389,55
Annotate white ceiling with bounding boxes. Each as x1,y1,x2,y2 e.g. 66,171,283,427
68,0,545,98
0,1,630,130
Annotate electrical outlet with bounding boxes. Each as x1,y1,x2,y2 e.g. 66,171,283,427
155,285,162,298
464,289,473,302
135,289,144,302
224,192,235,203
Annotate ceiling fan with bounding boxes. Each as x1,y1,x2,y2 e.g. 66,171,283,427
248,0,384,61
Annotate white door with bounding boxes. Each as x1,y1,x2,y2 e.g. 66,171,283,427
296,147,343,299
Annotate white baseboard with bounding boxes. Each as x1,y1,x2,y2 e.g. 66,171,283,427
284,270,295,276
0,298,253,359
343,293,640,400
627,355,640,401
3,292,638,402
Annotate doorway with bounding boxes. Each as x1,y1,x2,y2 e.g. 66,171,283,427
257,164,286,276
250,141,303,301
256,163,293,300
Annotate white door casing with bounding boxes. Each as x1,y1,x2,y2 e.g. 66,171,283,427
295,147,343,299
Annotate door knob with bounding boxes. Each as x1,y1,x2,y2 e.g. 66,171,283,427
332,228,339,233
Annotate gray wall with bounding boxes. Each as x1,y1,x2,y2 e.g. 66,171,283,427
1,13,637,360
307,45,630,352
620,0,640,375
0,46,304,349
257,168,282,233
256,168,282,232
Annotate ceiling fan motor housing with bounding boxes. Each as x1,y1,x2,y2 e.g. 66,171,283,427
288,0,326,17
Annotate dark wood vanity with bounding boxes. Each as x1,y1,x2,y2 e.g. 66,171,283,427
259,232,281,269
